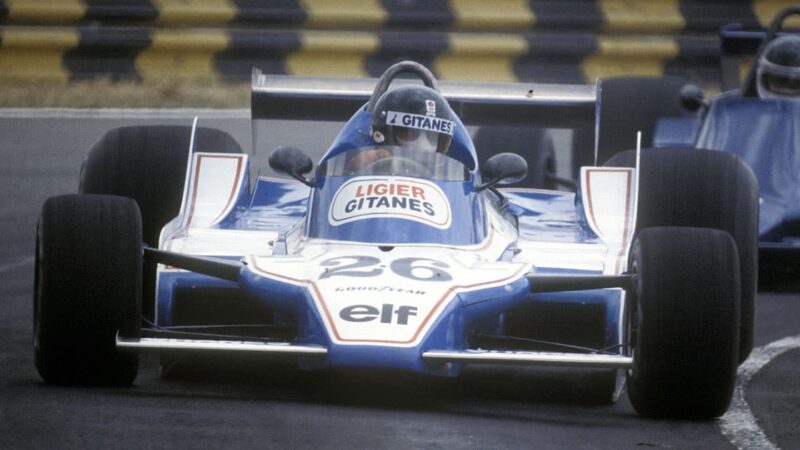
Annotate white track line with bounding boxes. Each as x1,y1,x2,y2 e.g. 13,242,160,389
0,108,250,119
720,335,800,450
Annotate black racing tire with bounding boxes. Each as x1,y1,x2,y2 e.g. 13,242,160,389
473,126,556,189
605,148,758,363
34,194,142,386
628,227,740,419
79,125,242,248
572,76,690,172
80,126,242,319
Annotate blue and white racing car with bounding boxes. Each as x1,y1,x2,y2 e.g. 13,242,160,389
590,7,800,272
34,62,758,420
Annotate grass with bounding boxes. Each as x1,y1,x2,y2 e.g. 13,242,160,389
0,79,250,108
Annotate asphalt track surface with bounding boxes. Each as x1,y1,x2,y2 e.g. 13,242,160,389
1,110,799,449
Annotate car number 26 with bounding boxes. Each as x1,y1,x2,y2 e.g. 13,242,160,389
319,256,453,282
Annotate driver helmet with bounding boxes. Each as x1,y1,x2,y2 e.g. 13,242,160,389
370,85,456,154
757,35,800,99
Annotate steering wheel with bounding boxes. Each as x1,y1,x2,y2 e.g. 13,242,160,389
366,61,440,112
363,156,428,176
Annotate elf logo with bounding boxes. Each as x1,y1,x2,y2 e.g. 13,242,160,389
339,303,418,325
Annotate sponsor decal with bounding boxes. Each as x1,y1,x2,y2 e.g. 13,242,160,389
386,111,454,135
328,177,452,229
335,286,426,295
247,253,531,346
425,99,436,116
340,303,418,325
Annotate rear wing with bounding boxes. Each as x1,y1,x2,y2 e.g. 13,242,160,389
251,70,597,129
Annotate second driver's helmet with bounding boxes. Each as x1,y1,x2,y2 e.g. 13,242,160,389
757,35,800,99
370,85,456,153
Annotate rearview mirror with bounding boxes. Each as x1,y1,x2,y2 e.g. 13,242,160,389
477,153,528,191
269,146,314,187
680,84,706,112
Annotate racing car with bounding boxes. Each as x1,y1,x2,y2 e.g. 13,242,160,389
34,61,758,420
588,7,800,272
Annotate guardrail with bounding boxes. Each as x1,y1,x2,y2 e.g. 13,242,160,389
1,1,798,86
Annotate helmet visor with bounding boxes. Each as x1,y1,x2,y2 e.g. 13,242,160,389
394,126,439,152
762,71,800,96
757,58,800,98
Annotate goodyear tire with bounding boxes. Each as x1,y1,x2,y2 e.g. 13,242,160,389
34,194,142,386
80,126,242,319
473,126,556,189
606,148,758,363
628,227,740,419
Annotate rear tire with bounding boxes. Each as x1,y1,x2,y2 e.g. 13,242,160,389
606,148,758,363
595,76,691,166
34,194,142,386
79,125,242,319
628,227,740,419
80,125,242,248
572,76,691,177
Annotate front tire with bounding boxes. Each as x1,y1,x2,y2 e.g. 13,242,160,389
606,148,758,363
628,227,740,419
34,194,142,386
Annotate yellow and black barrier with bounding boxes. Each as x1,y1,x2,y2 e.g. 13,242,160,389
1,1,799,86
3,1,799,32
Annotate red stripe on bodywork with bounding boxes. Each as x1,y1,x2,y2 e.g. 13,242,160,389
583,168,633,275
185,154,245,229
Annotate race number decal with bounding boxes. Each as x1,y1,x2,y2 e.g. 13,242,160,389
319,256,453,281
328,176,452,229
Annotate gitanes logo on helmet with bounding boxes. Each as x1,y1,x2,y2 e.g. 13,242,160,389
386,111,454,136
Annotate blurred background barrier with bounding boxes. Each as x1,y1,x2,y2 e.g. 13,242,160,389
1,0,799,88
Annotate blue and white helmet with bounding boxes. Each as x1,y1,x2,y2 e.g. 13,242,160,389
757,35,800,99
370,85,456,153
